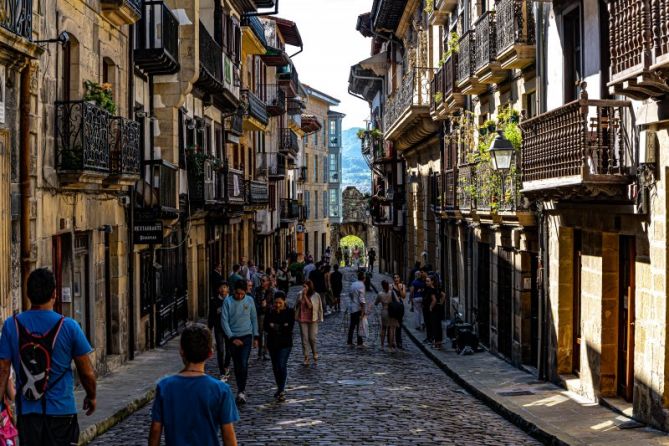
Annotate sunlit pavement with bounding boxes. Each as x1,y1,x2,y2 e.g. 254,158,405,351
90,267,540,445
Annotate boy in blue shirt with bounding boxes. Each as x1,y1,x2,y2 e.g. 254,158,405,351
149,323,239,446
0,267,96,446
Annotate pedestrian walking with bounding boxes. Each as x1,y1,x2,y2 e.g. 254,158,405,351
343,247,350,267
347,271,367,347
428,276,447,349
240,259,250,281
227,264,244,286
410,271,426,330
422,276,437,344
367,248,376,272
309,264,328,313
391,274,407,349
330,264,343,312
254,275,274,361
352,246,361,268
324,246,332,265
263,292,295,402
208,282,232,379
408,261,421,286
323,265,335,313
222,280,259,405
0,268,97,446
295,280,324,366
374,280,398,351
149,324,239,446
276,262,291,294
211,262,225,298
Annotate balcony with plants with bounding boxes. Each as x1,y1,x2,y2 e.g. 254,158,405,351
495,0,535,70
520,87,635,199
474,11,507,85
242,89,269,130
383,66,438,147
456,30,487,96
431,36,464,120
607,0,669,99
134,1,180,75
101,0,141,25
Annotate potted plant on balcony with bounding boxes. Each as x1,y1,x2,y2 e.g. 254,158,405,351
424,0,434,13
357,129,367,140
433,91,443,104
370,128,383,140
83,80,116,115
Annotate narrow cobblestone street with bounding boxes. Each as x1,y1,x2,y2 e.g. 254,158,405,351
91,269,541,445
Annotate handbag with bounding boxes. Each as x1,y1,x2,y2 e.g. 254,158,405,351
0,397,17,446
388,290,404,320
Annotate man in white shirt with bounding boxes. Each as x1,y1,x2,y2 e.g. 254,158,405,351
347,271,367,346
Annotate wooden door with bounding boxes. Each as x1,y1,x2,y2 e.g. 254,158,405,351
573,230,582,375
618,236,635,401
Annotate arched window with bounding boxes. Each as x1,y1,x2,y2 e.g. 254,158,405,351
103,57,117,108
60,35,80,101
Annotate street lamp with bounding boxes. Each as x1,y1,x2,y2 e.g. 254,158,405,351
489,130,515,171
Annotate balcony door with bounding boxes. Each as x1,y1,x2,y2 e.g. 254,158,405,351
563,4,583,102
618,236,635,401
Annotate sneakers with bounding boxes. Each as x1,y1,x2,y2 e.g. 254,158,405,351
220,368,230,382
276,391,286,402
236,392,247,405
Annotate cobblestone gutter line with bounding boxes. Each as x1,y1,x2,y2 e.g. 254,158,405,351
402,325,577,446
79,388,156,445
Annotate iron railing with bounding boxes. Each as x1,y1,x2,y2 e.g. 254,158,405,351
280,198,300,220
55,101,110,174
241,15,267,47
0,0,32,39
198,21,223,85
279,128,299,155
457,30,475,85
135,1,180,75
383,67,434,131
495,0,535,56
475,11,496,72
520,94,634,185
109,117,141,177
431,65,445,111
264,84,286,116
457,163,476,210
242,89,269,126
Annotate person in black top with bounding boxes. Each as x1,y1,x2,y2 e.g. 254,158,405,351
330,264,343,312
428,276,446,349
254,276,274,361
264,292,295,402
367,248,376,272
211,262,224,298
207,282,231,378
422,276,438,345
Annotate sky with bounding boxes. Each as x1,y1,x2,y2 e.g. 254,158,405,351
276,0,372,130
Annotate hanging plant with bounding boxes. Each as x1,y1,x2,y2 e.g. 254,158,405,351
370,128,383,140
433,91,443,104
83,80,116,115
446,32,460,57
357,129,367,140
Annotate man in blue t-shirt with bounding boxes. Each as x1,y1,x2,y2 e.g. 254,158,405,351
0,268,96,446
149,323,239,446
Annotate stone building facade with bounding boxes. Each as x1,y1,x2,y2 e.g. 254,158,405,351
351,0,669,432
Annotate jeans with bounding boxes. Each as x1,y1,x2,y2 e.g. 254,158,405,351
230,334,253,393
257,314,266,358
413,298,423,328
213,327,228,375
269,347,292,392
347,311,364,345
299,322,319,360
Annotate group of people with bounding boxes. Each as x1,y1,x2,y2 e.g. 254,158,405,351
407,262,447,350
334,246,376,271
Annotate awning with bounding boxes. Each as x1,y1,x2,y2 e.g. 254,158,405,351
301,114,321,134
271,17,303,48
358,51,388,76
259,46,290,66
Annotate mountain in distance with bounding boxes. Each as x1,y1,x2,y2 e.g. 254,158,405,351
340,127,371,194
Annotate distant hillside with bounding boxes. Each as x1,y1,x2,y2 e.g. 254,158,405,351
341,128,371,194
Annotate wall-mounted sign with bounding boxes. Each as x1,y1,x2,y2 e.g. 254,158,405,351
297,224,306,233
134,221,163,244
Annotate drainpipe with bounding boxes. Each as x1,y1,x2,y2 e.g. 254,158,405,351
127,24,136,360
19,61,32,310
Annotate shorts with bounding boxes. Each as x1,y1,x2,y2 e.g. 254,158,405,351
19,413,80,446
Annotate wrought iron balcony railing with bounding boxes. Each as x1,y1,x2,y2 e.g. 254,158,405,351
264,84,286,116
520,91,635,194
109,117,141,179
195,21,224,93
242,89,269,126
247,179,269,205
0,0,32,39
55,100,111,176
287,97,304,115
457,30,475,86
457,163,476,211
430,65,445,112
383,67,434,133
228,107,244,136
280,198,300,220
475,12,496,72
186,153,218,206
135,1,180,75
143,160,178,211
608,0,669,98
495,0,535,69
279,128,299,155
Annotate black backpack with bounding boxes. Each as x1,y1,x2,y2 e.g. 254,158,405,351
15,315,65,404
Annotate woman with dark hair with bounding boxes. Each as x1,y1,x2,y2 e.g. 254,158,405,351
422,276,437,345
374,280,398,351
295,280,324,366
264,291,294,402
426,275,447,349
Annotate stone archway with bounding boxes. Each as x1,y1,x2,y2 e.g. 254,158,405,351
330,186,377,261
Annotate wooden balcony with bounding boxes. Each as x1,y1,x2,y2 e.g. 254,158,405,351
383,67,439,148
280,198,300,221
431,55,464,120
456,31,487,96
246,179,269,208
242,89,269,130
241,15,267,56
495,0,535,70
474,12,507,84
607,0,669,99
134,1,180,75
139,160,178,218
108,117,141,186
55,100,110,186
101,0,141,26
264,84,286,116
520,92,635,199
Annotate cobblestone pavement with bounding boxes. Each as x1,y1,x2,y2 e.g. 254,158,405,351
91,269,542,445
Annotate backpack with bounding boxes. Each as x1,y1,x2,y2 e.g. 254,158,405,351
14,315,65,405
388,290,404,320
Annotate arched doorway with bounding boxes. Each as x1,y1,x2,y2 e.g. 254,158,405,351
339,235,366,267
